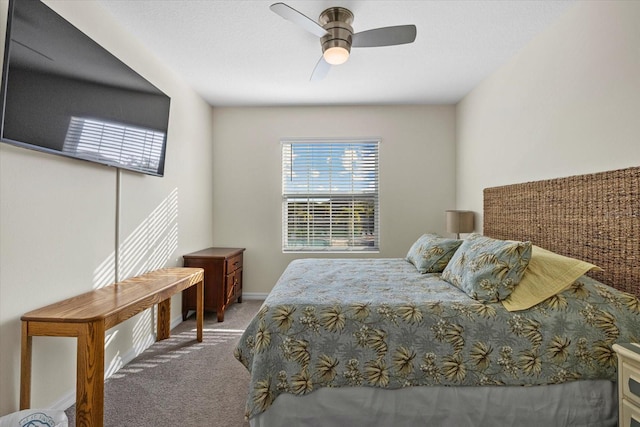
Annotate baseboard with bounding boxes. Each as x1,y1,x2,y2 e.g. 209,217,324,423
51,313,184,411
170,312,183,329
242,292,268,300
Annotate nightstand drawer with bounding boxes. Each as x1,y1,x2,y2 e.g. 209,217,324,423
622,360,640,408
226,253,243,273
621,398,640,427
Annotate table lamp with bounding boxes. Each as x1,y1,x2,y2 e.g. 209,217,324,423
446,210,474,239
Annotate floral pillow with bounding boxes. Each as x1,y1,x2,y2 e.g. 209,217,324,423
441,234,532,302
405,233,463,273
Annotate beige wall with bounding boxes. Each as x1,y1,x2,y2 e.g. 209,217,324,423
0,0,214,413
456,0,640,228
211,105,457,295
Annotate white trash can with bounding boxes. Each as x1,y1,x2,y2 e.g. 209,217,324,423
0,409,68,427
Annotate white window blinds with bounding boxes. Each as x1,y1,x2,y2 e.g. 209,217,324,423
282,139,379,252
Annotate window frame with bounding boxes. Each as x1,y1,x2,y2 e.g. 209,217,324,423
281,138,380,253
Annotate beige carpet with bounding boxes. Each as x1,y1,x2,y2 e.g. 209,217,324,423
65,300,262,426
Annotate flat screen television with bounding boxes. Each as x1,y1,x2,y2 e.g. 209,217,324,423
0,0,171,177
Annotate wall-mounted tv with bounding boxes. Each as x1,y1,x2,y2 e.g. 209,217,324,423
0,0,171,177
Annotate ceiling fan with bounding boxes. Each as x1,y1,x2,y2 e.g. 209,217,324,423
270,2,417,81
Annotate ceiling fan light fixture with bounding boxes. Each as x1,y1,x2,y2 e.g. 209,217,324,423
319,7,353,66
323,46,350,65
270,3,417,80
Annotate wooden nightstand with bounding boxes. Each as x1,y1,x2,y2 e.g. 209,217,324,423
182,247,245,322
613,343,640,427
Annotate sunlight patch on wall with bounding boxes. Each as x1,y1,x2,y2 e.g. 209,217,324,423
92,251,116,290
104,331,123,379
119,187,179,279
131,308,155,355
104,350,123,379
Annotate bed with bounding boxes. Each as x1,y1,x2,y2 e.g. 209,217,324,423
235,166,640,426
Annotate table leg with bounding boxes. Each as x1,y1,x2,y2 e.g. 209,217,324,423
76,320,105,427
196,280,203,342
19,321,32,410
157,299,171,341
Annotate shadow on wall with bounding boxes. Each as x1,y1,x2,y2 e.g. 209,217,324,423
97,187,180,379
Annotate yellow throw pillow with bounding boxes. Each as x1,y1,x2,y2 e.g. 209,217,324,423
502,245,602,311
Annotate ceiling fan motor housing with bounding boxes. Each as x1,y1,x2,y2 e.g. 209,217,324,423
319,7,354,56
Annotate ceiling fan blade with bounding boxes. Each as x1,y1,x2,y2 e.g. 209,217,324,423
270,3,328,38
310,56,331,81
352,25,417,48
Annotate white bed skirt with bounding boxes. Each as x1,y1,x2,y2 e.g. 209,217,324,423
250,380,617,427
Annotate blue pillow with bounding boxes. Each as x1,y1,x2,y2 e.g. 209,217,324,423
406,234,463,273
441,234,532,302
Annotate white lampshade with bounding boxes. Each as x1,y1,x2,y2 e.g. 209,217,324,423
446,210,474,238
323,46,350,65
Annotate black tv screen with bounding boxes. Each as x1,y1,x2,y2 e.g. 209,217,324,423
0,0,171,176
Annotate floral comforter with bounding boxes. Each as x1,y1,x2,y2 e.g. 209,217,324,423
234,258,640,419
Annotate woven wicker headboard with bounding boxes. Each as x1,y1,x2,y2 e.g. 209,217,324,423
483,166,639,298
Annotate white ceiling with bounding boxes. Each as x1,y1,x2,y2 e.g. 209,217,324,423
96,0,575,107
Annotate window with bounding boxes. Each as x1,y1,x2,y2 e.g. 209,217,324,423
282,139,379,252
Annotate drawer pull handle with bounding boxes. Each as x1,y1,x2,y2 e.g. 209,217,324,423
631,376,640,398
233,262,239,266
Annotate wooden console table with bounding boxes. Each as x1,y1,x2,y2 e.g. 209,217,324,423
20,267,204,427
